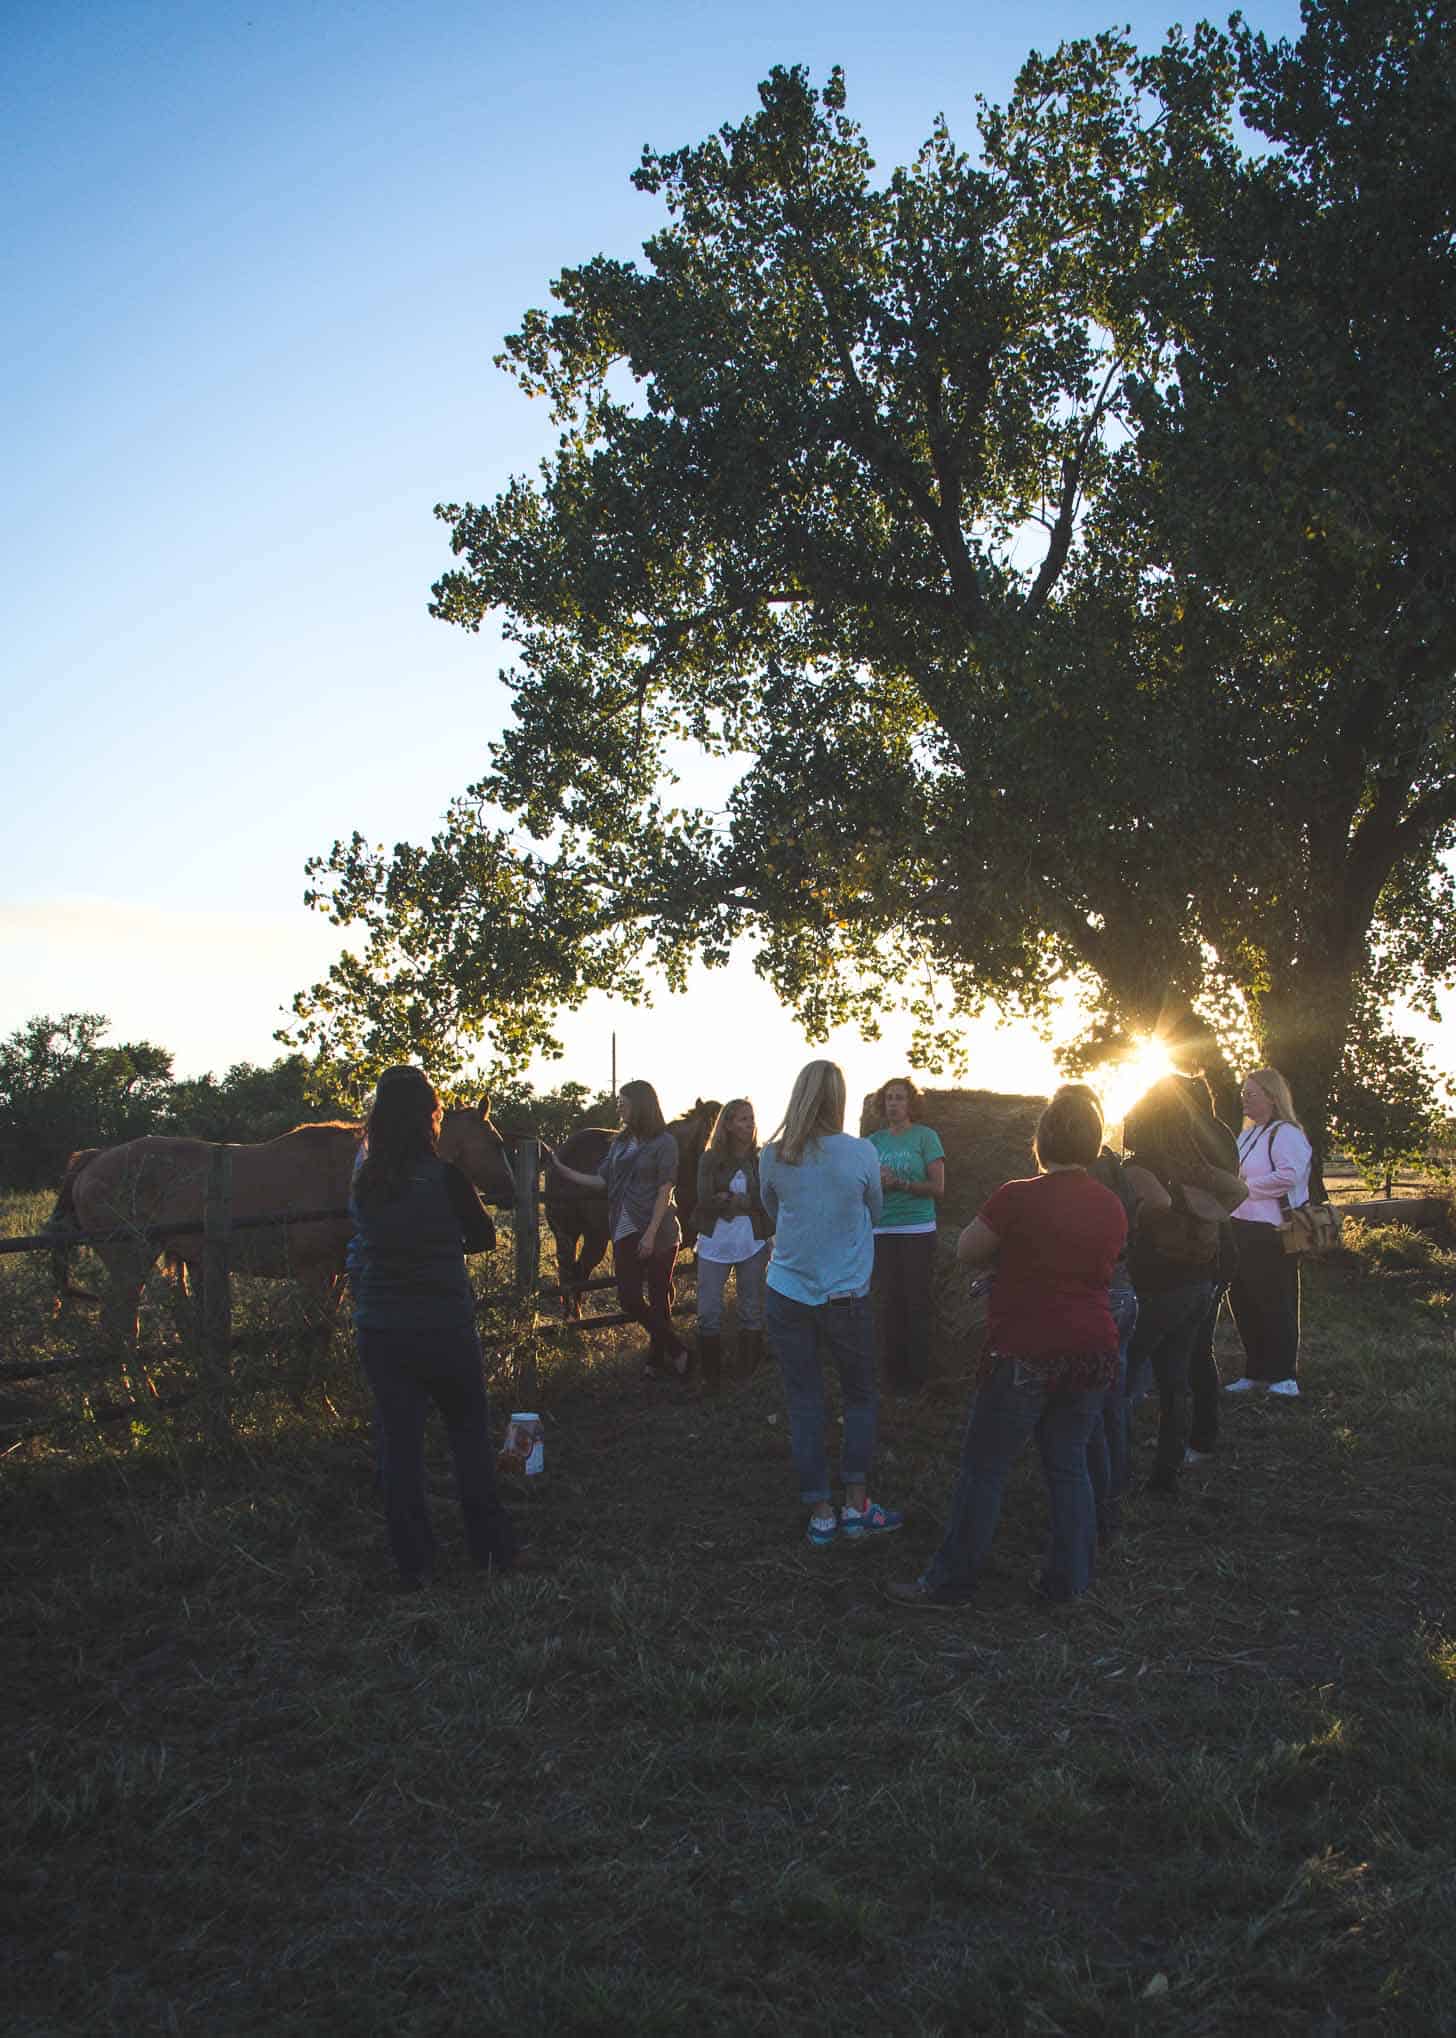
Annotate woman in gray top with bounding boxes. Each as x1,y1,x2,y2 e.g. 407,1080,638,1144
548,1080,690,1379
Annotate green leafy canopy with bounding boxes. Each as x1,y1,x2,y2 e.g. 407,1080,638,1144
290,7,1456,1152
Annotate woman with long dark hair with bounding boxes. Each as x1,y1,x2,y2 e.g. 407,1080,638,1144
695,1098,773,1388
349,1066,517,1588
547,1079,690,1380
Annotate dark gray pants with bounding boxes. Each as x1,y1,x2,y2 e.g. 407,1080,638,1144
873,1231,936,1390
1188,1279,1227,1451
1128,1280,1216,1491
1229,1221,1300,1382
358,1324,517,1584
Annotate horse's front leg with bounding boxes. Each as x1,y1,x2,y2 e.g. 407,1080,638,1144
96,1248,153,1355
549,1220,583,1321
163,1254,202,1347
576,1222,611,1321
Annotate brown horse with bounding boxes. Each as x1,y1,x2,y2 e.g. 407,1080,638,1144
49,1102,514,1349
545,1098,720,1320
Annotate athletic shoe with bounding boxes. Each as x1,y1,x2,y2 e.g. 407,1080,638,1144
806,1512,838,1548
1267,1378,1301,1398
1183,1447,1215,1466
885,1576,975,1609
840,1499,904,1541
1224,1378,1264,1394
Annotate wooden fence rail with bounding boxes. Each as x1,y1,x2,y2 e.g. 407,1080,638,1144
2,1142,704,1435
3,1142,551,1436
0,1208,355,1254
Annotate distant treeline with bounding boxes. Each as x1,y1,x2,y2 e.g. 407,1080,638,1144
0,1013,615,1193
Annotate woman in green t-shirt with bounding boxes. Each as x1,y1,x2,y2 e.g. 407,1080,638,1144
868,1077,946,1392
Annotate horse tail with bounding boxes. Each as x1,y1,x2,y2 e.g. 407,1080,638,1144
49,1148,102,1306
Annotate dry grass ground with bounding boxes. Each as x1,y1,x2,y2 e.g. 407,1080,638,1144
2,1194,1454,2035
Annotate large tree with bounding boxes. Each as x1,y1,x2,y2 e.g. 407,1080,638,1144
292,35,1238,1069
1097,0,1456,1147
292,6,1455,1150
0,1013,174,1190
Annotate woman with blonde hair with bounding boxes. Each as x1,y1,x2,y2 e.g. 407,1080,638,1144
759,1061,902,1548
695,1098,773,1388
1226,1067,1313,1397
547,1079,690,1380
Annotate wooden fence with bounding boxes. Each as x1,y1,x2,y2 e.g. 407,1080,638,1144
2,1142,545,1440
1,1136,695,1439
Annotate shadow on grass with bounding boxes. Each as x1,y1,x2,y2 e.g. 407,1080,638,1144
3,1212,1454,2035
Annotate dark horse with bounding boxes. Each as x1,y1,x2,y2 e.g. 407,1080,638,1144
545,1098,720,1320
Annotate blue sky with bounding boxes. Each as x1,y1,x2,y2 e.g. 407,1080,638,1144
12,0,1396,1123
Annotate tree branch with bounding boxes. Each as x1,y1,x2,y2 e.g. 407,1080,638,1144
1024,356,1124,618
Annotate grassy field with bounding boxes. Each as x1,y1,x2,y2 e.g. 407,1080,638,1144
3,1193,1455,2035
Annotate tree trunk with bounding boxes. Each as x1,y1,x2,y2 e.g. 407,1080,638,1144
1255,955,1359,1195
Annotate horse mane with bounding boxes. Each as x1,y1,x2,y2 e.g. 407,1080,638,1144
670,1097,722,1136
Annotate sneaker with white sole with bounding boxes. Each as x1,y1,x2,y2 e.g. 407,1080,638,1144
840,1499,904,1541
806,1511,838,1548
1267,1378,1300,1397
1183,1447,1215,1466
1224,1378,1263,1394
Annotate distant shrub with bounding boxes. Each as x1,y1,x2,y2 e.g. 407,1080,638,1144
1342,1221,1447,1273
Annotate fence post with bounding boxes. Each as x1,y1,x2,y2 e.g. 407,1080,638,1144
202,1145,233,1444
511,1139,540,1401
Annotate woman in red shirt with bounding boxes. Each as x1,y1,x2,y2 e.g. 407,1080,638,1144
889,1091,1126,1608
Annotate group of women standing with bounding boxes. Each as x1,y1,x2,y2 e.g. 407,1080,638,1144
892,1065,1313,1608
346,1056,1312,1595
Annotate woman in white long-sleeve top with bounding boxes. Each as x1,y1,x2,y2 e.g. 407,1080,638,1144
1225,1067,1313,1398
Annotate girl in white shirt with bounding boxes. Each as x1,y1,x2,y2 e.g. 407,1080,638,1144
1226,1067,1313,1398
694,1099,773,1388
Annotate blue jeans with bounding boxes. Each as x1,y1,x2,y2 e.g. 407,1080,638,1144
765,1286,878,1505
925,1358,1104,1600
1127,1280,1216,1490
1088,1280,1139,1533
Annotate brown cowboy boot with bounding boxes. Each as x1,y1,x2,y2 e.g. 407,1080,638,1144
738,1328,765,1376
698,1331,723,1391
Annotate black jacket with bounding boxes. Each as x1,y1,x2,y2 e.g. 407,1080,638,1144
349,1157,495,1330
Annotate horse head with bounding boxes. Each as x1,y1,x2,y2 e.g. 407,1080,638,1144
669,1098,722,1237
438,1097,515,1207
